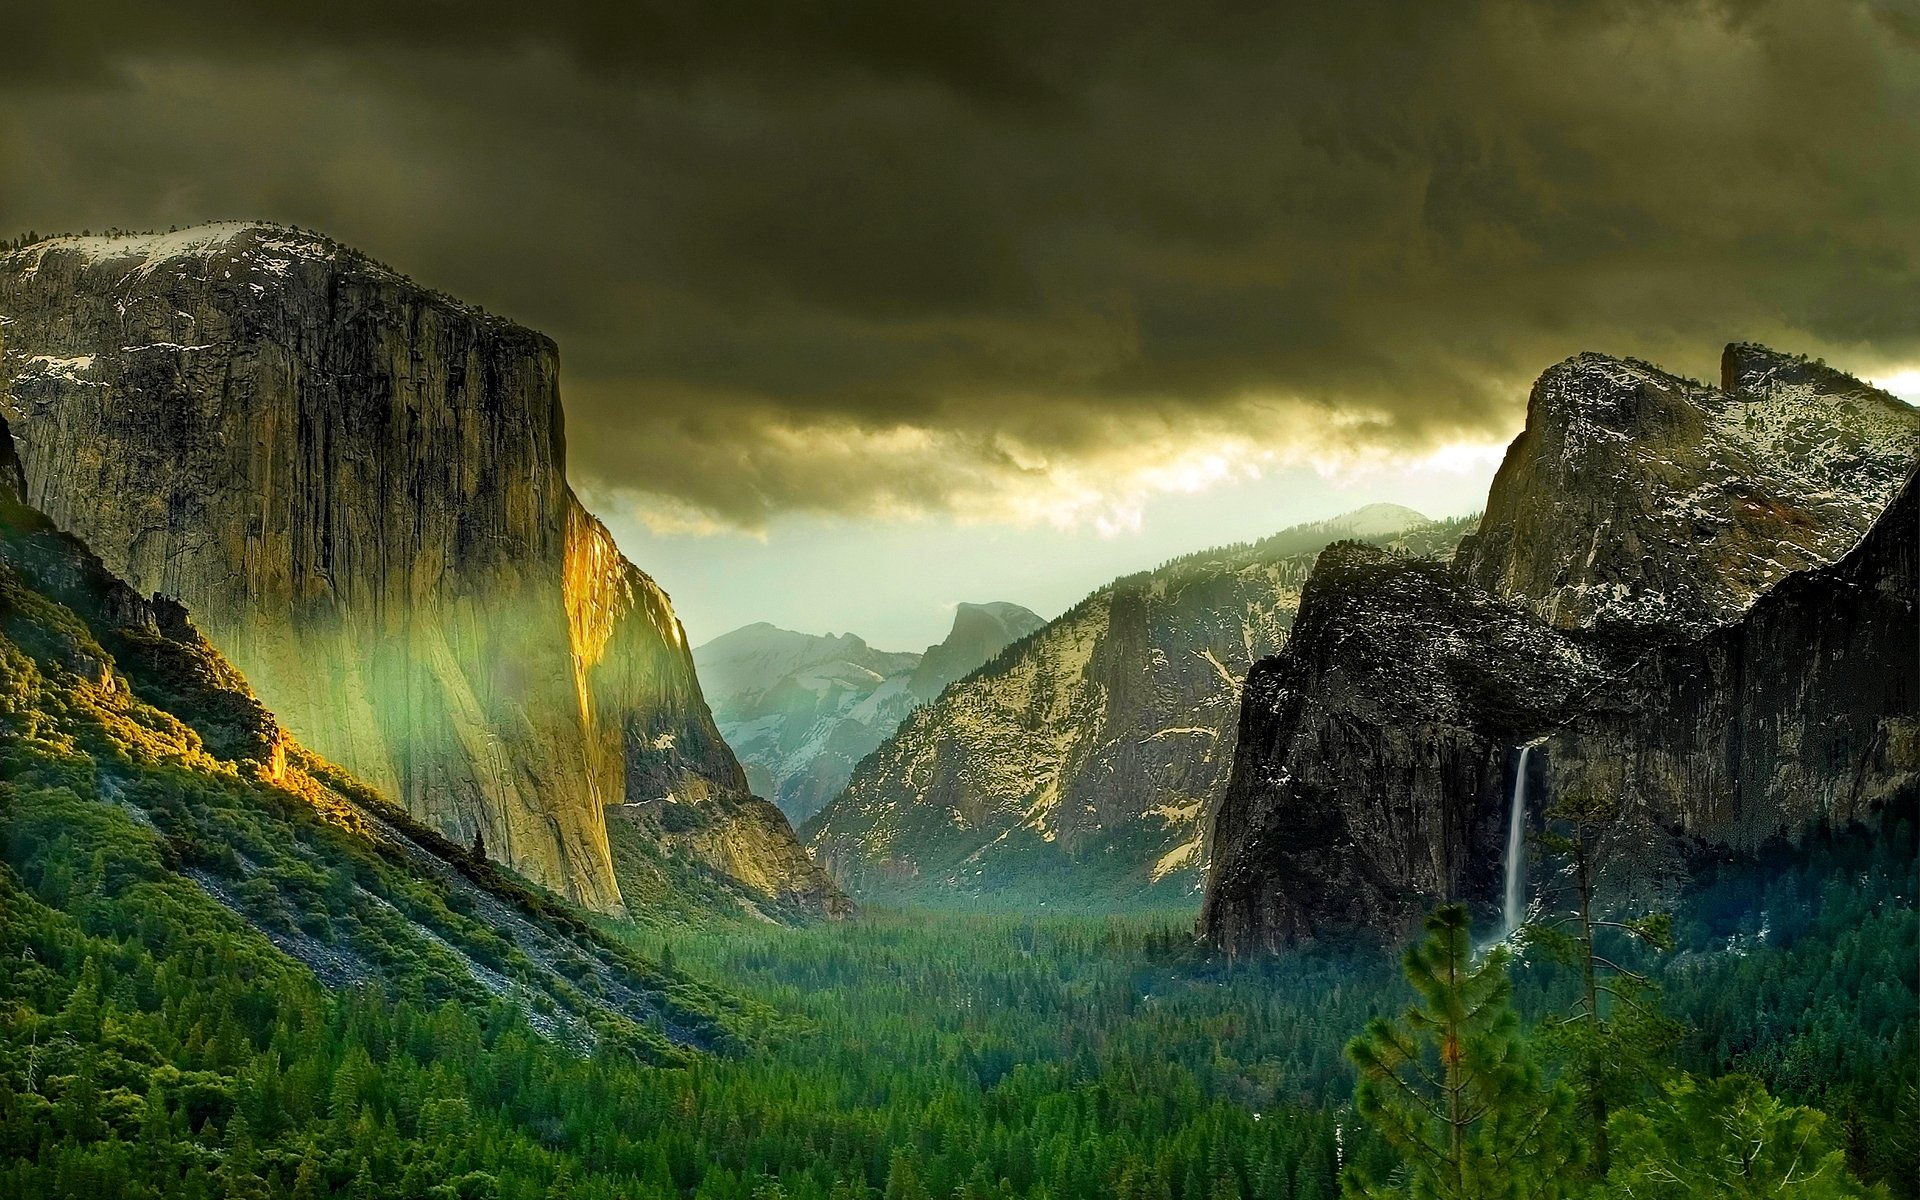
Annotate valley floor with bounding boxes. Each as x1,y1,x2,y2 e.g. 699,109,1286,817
0,807,1913,1200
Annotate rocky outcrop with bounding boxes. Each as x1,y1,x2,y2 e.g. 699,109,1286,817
806,506,1470,903
694,603,1044,824
1539,470,1918,849
1202,346,1920,953
0,222,839,917
1199,548,1616,951
1457,346,1918,633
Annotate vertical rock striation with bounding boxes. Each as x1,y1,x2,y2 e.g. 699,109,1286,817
0,222,838,916
1199,548,1611,952
1538,471,1918,850
1203,346,1920,953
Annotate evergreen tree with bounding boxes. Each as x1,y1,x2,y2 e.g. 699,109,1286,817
1345,905,1578,1200
1523,792,1680,1176
1604,1074,1881,1199
885,1146,930,1200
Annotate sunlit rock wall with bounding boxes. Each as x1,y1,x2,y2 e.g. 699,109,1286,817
0,222,836,916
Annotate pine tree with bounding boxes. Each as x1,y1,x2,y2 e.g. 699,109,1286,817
1522,792,1681,1177
1604,1074,1879,1199
885,1147,930,1200
290,1147,323,1200
1345,904,1579,1200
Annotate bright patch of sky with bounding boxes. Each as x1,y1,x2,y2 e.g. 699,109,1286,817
601,449,1504,650
1869,369,1920,405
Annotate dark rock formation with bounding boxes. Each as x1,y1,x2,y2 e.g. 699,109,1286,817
1539,470,1918,850
0,223,839,917
1203,346,1920,953
1200,548,1615,950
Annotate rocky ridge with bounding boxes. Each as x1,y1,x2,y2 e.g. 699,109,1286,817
0,222,839,918
805,505,1469,903
1202,346,1920,953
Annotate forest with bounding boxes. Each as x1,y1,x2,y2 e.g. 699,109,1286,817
0,751,1912,1199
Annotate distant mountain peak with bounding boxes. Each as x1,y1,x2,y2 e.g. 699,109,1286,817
1321,502,1432,536
804,514,1476,904
912,601,1046,701
694,602,1041,824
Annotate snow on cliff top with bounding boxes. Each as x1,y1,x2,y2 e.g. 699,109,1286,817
6,222,341,279
1,222,535,333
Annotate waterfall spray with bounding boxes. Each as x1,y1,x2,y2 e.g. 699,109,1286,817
1502,746,1531,938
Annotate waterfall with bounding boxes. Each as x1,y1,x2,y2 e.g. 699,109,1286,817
1502,746,1531,938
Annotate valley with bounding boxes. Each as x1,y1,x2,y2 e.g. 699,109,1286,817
2,830,1910,1198
0,221,1912,1200
804,506,1474,906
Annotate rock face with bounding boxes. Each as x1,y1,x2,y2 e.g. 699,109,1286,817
0,222,839,917
806,505,1469,903
1457,346,1919,633
1202,347,1920,954
1200,548,1614,949
693,602,1043,825
1539,471,1918,850
0,410,738,1054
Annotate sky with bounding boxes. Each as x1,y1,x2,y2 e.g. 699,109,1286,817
4,0,1918,647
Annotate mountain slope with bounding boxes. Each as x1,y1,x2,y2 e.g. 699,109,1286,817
694,603,1043,824
1202,345,1920,953
0,222,838,919
0,412,746,1056
804,506,1468,904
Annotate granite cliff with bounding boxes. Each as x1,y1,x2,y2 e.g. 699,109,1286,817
1202,346,1920,953
1458,345,1918,633
806,505,1470,904
694,602,1043,824
0,410,741,1053
0,222,839,918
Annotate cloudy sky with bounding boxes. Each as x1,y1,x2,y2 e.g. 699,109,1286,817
5,0,1917,646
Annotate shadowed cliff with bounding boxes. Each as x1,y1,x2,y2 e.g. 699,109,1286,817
1203,345,1920,953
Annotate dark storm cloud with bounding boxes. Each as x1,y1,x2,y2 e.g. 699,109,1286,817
4,0,1916,528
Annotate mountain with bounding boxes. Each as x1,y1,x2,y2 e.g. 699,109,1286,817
694,602,1044,824
0,222,840,919
803,505,1467,904
906,602,1050,700
1201,345,1920,953
0,411,745,1057
1458,345,1920,633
